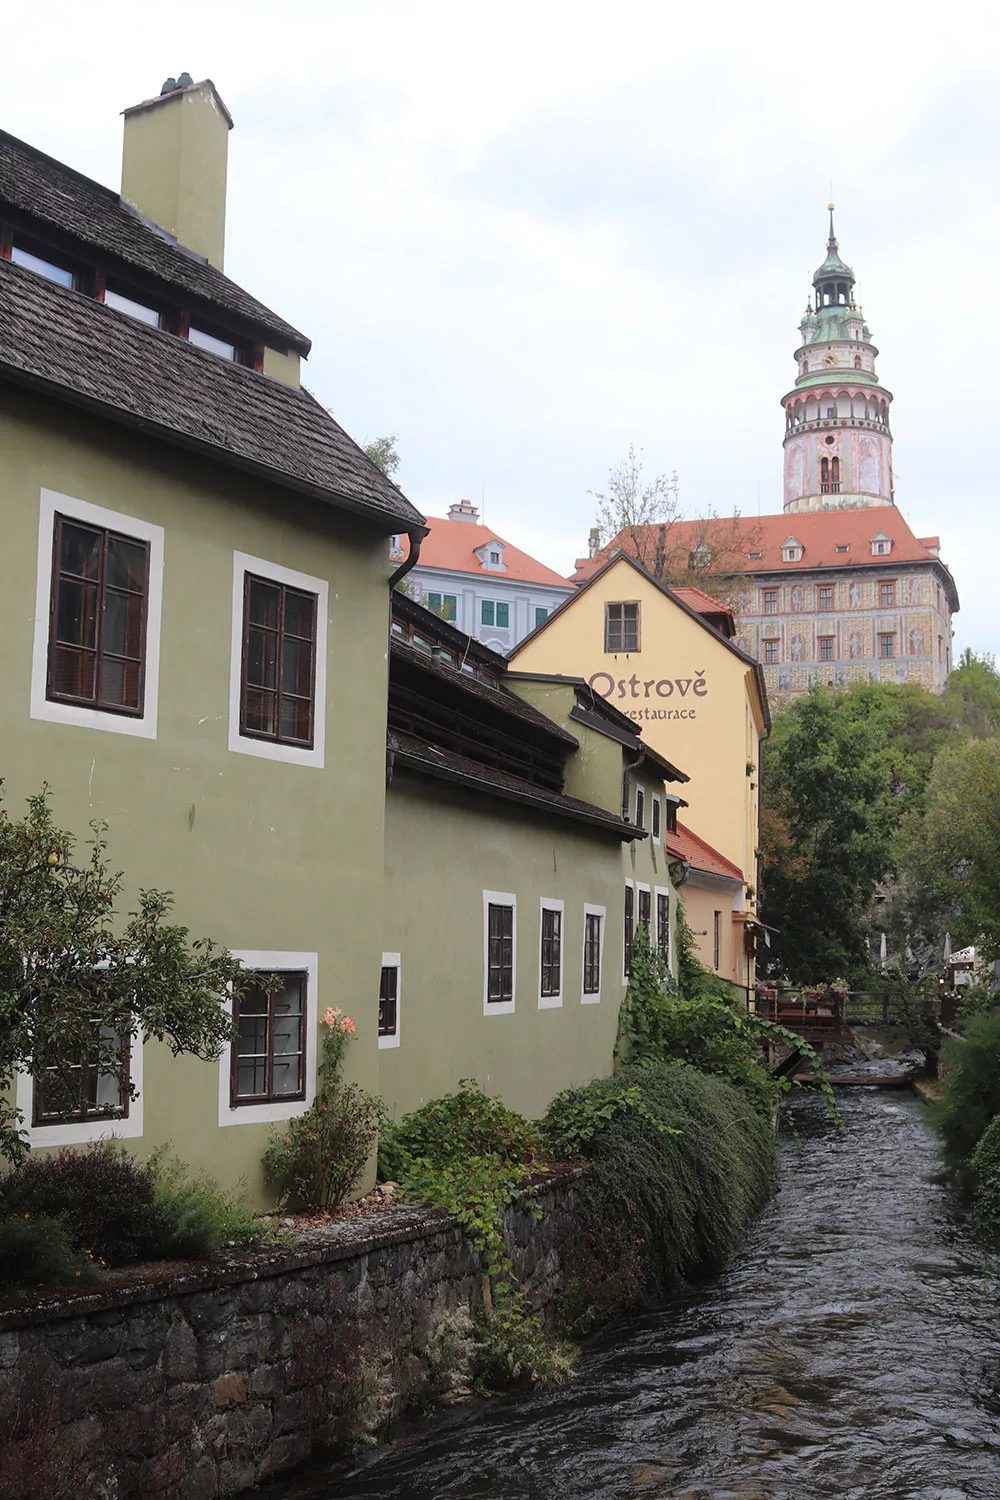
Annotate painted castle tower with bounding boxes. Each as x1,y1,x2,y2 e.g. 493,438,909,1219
781,209,894,514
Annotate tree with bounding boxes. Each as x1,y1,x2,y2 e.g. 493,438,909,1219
894,738,1000,963
590,445,760,613
940,649,1000,739
0,787,243,1164
364,434,401,479
759,681,955,982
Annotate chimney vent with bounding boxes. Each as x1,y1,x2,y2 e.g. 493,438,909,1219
588,527,600,558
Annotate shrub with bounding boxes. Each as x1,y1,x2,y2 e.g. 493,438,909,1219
263,1083,385,1212
933,1012,1000,1181
0,1141,168,1265
473,1301,575,1390
147,1151,283,1257
545,1060,776,1325
971,1115,1000,1250
0,1212,103,1288
378,1079,543,1180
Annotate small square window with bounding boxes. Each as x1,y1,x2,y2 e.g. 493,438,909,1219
490,551,501,565
231,974,306,1106
606,601,640,653
763,590,778,614
764,640,779,664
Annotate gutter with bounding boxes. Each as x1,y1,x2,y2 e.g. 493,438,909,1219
388,530,425,589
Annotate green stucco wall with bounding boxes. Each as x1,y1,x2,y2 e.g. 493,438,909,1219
0,390,392,1202
379,776,626,1124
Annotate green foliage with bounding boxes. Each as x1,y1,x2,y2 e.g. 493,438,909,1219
0,1212,103,1288
378,1079,543,1181
940,649,1000,739
0,1141,168,1265
378,1082,570,1388
0,786,243,1163
147,1150,283,1257
895,739,1000,964
363,433,401,478
263,1006,383,1212
932,1012,1000,1182
547,1061,776,1326
760,681,955,982
473,1302,575,1390
544,1077,678,1159
970,1114,1000,1251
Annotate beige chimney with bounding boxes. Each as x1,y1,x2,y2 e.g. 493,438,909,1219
121,76,233,270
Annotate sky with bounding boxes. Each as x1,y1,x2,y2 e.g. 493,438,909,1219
5,0,1000,653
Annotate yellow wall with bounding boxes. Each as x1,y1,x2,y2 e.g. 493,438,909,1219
511,560,766,886
679,879,745,990
121,84,230,269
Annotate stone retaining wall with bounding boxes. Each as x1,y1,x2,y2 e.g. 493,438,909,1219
0,1169,581,1498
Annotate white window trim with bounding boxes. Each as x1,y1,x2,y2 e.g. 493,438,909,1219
16,1029,145,1149
228,551,329,768
379,951,401,1050
581,902,606,1005
654,884,672,974
219,950,319,1127
538,897,564,1009
483,890,516,1016
30,489,165,739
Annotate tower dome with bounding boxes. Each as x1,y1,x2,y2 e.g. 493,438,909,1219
780,208,894,514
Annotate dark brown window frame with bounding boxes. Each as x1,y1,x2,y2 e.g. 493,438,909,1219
879,580,897,608
239,572,318,749
819,636,834,661
634,786,645,830
230,972,307,1108
33,1032,131,1127
638,886,651,937
656,891,670,962
624,885,634,978
818,585,834,611
605,601,640,653
583,912,602,995
540,905,562,998
651,796,661,840
762,589,778,615
713,910,721,971
379,963,399,1038
47,513,150,717
764,640,779,664
879,633,895,659
487,902,514,1004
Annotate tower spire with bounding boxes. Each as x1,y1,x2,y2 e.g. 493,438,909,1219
828,201,836,247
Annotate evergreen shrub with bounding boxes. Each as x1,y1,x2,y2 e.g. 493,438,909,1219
0,1141,167,1265
933,1012,1000,1182
971,1115,1000,1250
546,1060,776,1331
0,1212,103,1288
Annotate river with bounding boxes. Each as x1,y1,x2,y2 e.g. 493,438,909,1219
272,1081,1000,1500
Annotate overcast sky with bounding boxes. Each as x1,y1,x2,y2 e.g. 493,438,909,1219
6,0,999,653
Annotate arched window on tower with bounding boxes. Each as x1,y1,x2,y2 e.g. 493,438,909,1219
854,354,862,369
831,457,840,493
821,456,830,494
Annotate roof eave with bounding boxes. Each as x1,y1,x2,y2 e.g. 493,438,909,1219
0,360,426,536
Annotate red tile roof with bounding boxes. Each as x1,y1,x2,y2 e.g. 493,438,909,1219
670,586,736,638
667,820,744,883
419,516,572,589
570,507,954,597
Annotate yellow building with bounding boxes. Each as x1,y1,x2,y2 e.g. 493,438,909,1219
510,553,771,991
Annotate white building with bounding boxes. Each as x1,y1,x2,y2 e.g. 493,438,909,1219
394,500,574,653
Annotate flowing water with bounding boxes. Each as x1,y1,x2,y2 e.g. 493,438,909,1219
274,1078,1000,1500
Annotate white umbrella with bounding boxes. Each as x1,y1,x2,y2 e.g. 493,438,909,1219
879,931,888,967
943,931,952,966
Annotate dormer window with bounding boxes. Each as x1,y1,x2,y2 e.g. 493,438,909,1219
781,536,803,564
105,288,162,328
870,532,892,557
190,326,236,361
475,539,507,573
11,242,75,289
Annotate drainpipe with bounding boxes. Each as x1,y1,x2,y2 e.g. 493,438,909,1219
388,529,426,590
623,747,646,822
